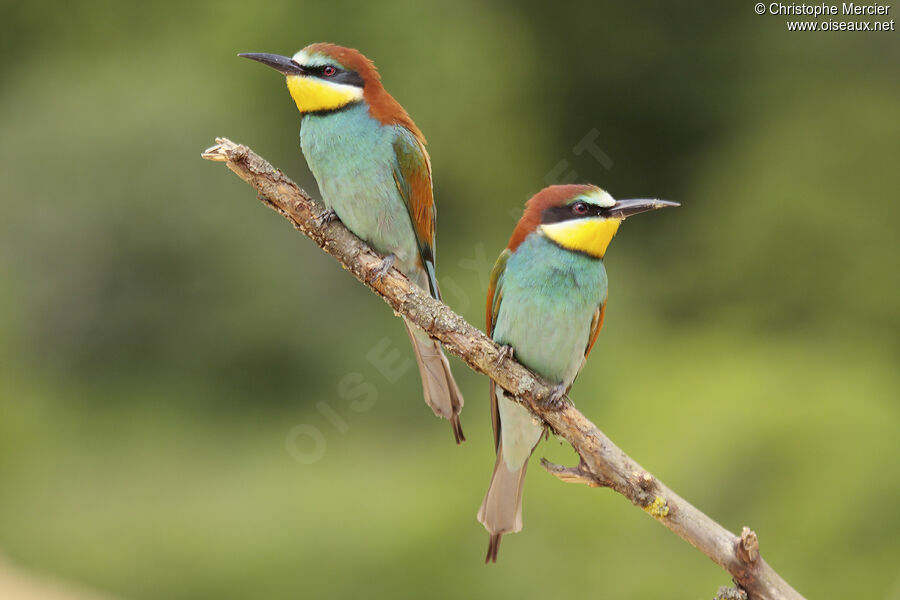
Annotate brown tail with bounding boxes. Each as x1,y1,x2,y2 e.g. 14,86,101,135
404,320,465,444
477,445,528,562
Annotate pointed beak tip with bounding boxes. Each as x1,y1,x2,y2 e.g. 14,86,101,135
641,199,680,211
237,52,304,75
610,198,679,219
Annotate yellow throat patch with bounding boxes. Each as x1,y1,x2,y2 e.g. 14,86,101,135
286,75,363,113
540,218,622,259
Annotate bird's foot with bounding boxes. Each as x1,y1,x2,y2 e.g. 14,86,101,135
315,208,338,227
497,344,515,363
370,254,396,283
542,384,569,410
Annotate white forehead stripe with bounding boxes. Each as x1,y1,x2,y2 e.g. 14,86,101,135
582,188,615,208
292,49,337,68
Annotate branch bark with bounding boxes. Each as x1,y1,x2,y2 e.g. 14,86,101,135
201,137,805,600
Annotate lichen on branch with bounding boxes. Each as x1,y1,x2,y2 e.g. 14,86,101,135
202,137,805,600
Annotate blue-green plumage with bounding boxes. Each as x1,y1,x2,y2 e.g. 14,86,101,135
276,44,463,443
478,184,620,562
301,103,428,288
240,43,465,441
478,229,609,558
492,233,607,386
478,184,676,561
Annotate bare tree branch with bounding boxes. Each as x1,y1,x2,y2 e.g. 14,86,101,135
201,137,806,600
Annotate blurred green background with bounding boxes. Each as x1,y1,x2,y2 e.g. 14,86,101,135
1,0,898,598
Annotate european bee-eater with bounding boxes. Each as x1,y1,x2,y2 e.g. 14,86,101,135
239,44,464,443
477,184,678,561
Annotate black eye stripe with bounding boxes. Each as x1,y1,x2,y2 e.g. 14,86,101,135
541,202,607,224
303,64,365,88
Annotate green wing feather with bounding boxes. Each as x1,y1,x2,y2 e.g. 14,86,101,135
391,131,439,297
584,301,606,360
486,249,512,451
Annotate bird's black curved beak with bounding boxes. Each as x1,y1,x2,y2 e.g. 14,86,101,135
607,199,680,219
238,53,306,76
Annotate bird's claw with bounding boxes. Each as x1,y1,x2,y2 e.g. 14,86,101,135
371,254,396,282
543,384,569,410
497,345,514,362
315,208,338,227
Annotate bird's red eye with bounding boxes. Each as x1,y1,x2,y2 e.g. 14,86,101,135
572,201,589,215
322,66,337,77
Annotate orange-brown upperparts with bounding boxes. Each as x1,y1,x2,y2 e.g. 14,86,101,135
506,184,600,251
300,43,425,143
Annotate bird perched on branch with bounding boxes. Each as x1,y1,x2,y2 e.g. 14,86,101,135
478,184,678,561
239,43,464,442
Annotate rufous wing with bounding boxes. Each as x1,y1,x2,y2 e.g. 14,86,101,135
486,249,512,452
391,131,438,295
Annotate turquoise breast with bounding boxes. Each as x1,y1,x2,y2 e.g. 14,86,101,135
300,103,421,275
492,233,608,386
